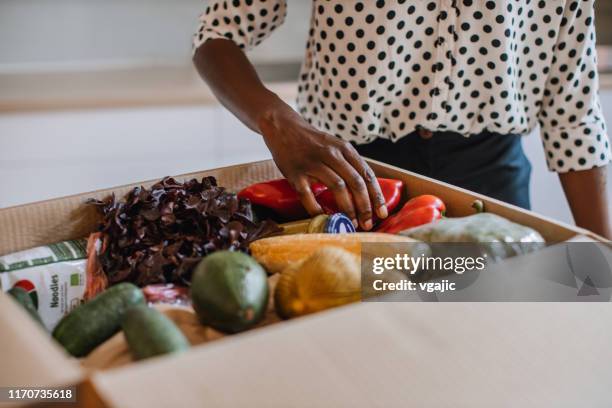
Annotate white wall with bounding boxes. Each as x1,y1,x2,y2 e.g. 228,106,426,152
0,0,310,69
0,97,610,225
0,105,270,208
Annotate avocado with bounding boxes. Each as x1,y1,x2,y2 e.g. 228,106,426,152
191,251,268,334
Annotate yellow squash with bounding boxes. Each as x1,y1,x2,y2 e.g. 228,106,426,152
274,247,361,319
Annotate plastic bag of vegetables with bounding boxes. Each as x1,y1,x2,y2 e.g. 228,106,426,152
400,213,545,262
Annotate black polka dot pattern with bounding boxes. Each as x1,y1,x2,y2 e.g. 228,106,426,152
194,0,611,173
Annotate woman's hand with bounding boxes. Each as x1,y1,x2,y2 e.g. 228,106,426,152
193,39,386,229
258,101,388,230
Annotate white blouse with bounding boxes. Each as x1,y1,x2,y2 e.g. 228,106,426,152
193,0,611,173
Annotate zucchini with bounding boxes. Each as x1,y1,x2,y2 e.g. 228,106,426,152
8,287,44,327
52,283,144,357
122,305,190,360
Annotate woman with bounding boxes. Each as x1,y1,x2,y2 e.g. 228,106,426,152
193,0,611,237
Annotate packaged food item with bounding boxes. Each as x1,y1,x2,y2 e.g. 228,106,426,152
376,195,445,234
0,239,90,331
279,218,315,235
142,284,190,306
8,286,44,327
325,213,357,233
401,213,546,260
308,214,332,233
250,232,420,274
275,247,361,319
280,213,356,235
85,232,109,299
238,178,404,221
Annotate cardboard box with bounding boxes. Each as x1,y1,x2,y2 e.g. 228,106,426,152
1,159,610,407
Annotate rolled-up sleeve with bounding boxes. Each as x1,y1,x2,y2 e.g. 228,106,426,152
538,0,611,172
193,0,287,53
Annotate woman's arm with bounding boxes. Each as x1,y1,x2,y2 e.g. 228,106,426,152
559,167,611,239
193,39,387,229
536,1,611,237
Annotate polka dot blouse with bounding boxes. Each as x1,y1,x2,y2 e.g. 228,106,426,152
194,0,611,173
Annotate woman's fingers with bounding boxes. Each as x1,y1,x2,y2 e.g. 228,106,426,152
341,143,388,219
311,166,358,226
261,109,383,228
290,176,323,216
323,151,374,230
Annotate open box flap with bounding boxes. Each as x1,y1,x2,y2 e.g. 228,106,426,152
90,302,612,407
0,291,83,387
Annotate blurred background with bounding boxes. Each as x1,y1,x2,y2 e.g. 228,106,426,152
0,0,610,225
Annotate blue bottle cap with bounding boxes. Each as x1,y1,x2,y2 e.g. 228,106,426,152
324,213,356,233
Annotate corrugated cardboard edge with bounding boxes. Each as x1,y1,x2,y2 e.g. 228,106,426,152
0,160,283,256
367,158,586,242
0,158,593,257
88,302,612,408
0,293,83,388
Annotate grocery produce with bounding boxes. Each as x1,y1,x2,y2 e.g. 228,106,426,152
121,305,190,360
238,178,404,221
316,178,405,216
275,247,361,319
8,287,44,327
52,283,145,357
376,195,445,234
401,213,546,260
280,213,356,235
82,305,211,370
0,239,91,330
237,178,328,220
88,176,280,287
250,232,420,274
191,251,268,333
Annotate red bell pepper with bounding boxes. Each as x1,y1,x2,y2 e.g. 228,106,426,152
237,178,404,221
237,178,327,220
317,178,404,218
375,194,445,234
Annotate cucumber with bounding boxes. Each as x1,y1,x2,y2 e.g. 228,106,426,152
191,251,268,334
52,282,144,357
8,287,44,327
121,305,190,360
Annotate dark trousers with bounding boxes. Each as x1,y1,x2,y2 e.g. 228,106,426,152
354,131,532,209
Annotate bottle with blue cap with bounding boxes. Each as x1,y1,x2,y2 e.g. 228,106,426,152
281,213,356,235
